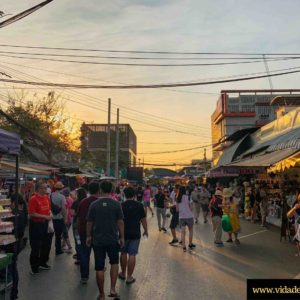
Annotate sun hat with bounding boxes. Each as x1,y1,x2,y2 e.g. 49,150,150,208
222,188,233,198
54,181,64,190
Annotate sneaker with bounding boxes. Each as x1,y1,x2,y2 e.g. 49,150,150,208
169,239,179,245
214,242,224,247
65,248,73,254
235,239,240,245
39,264,51,270
80,278,88,285
226,239,233,243
30,269,39,275
188,243,196,249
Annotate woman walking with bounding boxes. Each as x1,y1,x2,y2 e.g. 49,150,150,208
176,186,195,252
222,188,241,244
71,187,87,264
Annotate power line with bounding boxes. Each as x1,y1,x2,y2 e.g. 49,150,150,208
2,53,300,67
0,1,53,29
0,67,299,89
0,63,212,132
1,44,300,56
139,144,212,155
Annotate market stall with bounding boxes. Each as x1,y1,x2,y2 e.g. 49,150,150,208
0,129,21,298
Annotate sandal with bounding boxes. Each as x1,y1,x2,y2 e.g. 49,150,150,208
118,273,126,280
126,278,136,285
108,292,120,299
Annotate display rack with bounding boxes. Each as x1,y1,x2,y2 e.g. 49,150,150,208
0,189,15,295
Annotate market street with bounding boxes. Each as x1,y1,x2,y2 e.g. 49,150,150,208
11,217,299,300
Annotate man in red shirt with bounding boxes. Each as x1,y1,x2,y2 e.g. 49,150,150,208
77,181,100,284
28,182,52,274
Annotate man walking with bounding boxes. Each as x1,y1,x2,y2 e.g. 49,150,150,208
87,181,124,300
210,190,224,246
169,184,180,245
77,181,100,284
51,181,67,255
28,182,52,274
155,188,167,232
199,185,211,223
191,186,201,224
119,186,147,284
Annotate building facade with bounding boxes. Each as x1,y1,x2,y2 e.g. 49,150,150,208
81,123,137,173
211,89,300,166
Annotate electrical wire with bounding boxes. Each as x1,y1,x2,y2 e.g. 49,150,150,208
1,44,300,56
1,53,300,67
0,62,212,132
0,67,299,89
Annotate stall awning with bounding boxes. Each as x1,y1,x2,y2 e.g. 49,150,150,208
228,148,299,168
0,161,50,175
0,129,20,155
268,151,300,173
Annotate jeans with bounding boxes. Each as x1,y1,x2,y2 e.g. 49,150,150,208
53,219,65,254
29,221,50,271
79,235,92,279
72,220,80,258
156,207,166,229
212,216,222,243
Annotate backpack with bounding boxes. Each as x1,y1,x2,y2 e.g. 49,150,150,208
50,194,62,215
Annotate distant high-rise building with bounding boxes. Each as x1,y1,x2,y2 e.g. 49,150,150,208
211,89,300,166
81,123,137,173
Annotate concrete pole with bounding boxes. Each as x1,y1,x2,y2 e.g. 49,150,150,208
115,108,120,179
106,98,111,176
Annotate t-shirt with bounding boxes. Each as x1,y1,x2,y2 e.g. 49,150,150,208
122,200,146,240
155,193,165,209
51,191,66,220
28,193,50,222
77,195,98,236
87,197,124,247
177,195,193,219
143,188,151,202
169,190,177,206
210,196,223,218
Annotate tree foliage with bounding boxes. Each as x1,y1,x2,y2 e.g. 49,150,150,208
0,91,80,164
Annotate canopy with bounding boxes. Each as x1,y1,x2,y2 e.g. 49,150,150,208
0,129,20,155
268,151,300,173
228,148,298,168
0,161,50,175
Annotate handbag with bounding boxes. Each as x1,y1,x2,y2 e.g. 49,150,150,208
222,214,232,232
48,220,54,234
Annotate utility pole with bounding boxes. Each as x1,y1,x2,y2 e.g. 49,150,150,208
115,108,120,179
203,148,207,172
106,98,111,176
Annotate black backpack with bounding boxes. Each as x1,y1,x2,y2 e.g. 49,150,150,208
50,194,62,215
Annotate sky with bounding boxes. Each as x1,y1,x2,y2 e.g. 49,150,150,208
0,0,300,168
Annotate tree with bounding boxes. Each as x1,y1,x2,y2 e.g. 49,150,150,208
0,91,80,164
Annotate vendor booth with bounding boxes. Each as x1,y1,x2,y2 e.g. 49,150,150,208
0,128,21,298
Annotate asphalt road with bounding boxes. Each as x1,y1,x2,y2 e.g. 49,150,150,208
2,212,299,300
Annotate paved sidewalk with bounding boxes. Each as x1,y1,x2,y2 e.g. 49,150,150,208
2,215,298,300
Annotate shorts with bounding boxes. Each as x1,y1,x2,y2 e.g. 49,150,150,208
180,218,194,228
121,239,140,256
170,212,179,229
93,243,120,271
143,201,151,208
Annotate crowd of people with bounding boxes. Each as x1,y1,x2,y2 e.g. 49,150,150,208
3,177,300,300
